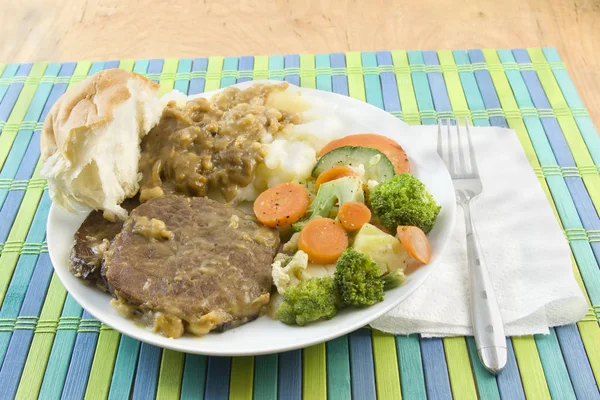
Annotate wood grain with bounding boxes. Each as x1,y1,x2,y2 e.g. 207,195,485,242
1,0,599,125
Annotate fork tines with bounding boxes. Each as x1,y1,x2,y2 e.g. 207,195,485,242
437,118,480,179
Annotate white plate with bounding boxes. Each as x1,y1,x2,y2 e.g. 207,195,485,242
47,81,456,356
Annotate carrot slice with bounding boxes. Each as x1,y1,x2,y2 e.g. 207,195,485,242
338,202,371,231
298,218,348,263
396,226,431,264
318,133,410,174
253,183,310,227
315,166,357,190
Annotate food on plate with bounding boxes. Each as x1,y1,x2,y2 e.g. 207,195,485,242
315,166,356,189
370,173,441,233
103,195,279,338
317,133,410,174
43,69,442,338
253,182,310,227
298,218,349,264
312,146,395,183
271,251,310,295
41,69,163,220
353,223,410,275
70,197,140,290
138,83,302,203
291,176,364,232
333,248,384,307
396,226,431,264
337,202,371,231
276,276,340,326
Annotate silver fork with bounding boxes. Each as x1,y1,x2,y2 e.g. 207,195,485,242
437,118,507,374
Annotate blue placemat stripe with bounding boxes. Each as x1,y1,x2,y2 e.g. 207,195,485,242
0,63,32,131
284,54,300,86
375,51,402,117
237,56,254,84
60,311,100,400
534,330,577,399
348,329,376,400
189,58,208,95
555,325,600,399
131,343,162,400
205,356,232,400
277,350,301,400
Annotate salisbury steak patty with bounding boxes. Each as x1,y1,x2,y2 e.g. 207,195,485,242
103,195,280,338
70,197,139,290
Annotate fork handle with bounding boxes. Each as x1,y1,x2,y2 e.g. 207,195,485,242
462,201,507,374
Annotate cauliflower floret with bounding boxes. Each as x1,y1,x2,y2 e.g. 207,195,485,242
272,250,309,294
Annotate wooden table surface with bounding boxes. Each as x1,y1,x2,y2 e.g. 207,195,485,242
2,0,599,125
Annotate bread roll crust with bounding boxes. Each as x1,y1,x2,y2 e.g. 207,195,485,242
41,69,159,162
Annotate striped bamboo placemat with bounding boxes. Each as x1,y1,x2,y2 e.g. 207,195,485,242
0,48,598,399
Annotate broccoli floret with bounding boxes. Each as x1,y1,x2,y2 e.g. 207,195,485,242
382,270,406,290
292,176,364,232
334,249,384,307
297,179,317,201
277,277,340,325
370,173,441,233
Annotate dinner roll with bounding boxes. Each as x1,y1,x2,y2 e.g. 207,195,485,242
41,69,163,220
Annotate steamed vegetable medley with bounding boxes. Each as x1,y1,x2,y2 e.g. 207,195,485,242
252,133,441,326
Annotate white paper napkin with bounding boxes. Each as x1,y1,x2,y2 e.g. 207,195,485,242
371,125,588,337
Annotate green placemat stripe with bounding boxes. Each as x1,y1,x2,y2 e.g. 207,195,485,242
303,344,326,400
300,54,316,89
229,356,254,400
371,330,402,400
156,350,185,400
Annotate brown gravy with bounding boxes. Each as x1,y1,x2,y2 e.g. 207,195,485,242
138,82,301,203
